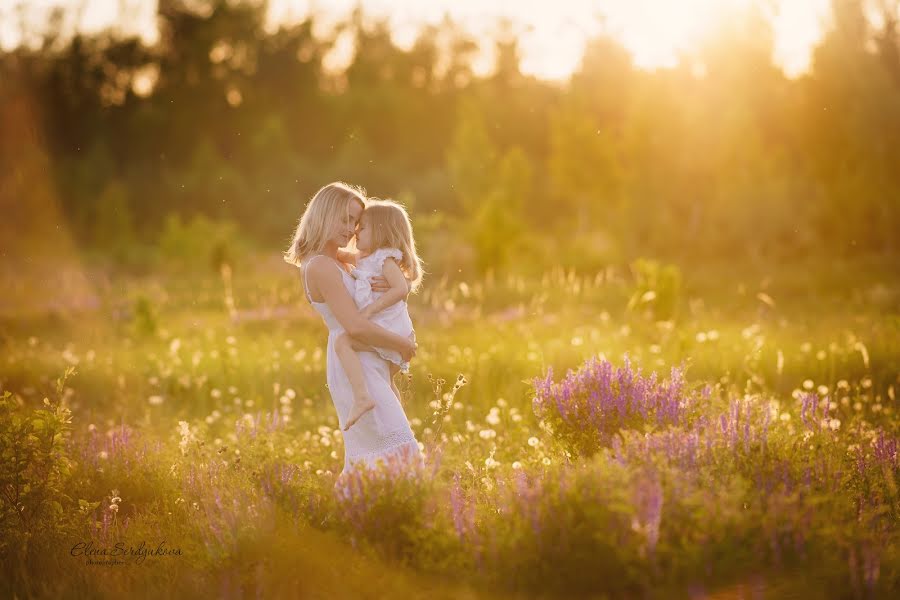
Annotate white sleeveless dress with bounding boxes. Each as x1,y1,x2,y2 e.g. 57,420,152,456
301,255,422,479
350,247,415,373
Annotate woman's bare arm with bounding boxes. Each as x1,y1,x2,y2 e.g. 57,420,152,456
361,259,408,317
309,259,415,359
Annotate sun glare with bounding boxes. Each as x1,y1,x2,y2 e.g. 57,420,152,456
3,0,831,80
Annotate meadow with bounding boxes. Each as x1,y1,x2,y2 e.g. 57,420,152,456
1,253,898,599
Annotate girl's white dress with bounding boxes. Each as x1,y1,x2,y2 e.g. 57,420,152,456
301,255,421,482
350,248,415,373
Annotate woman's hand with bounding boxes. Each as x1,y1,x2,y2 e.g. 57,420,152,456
370,274,412,294
336,248,359,266
370,275,390,293
399,333,417,363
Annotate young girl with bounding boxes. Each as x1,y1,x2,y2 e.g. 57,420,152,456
338,199,424,431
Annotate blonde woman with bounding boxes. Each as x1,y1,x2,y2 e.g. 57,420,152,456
284,182,421,481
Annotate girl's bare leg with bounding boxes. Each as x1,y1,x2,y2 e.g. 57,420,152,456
336,333,375,430
388,363,402,403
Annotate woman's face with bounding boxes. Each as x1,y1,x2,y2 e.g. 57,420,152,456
330,200,364,248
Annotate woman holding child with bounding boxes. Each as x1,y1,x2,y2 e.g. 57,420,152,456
283,182,424,484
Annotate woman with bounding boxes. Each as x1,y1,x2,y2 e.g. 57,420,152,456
284,182,422,485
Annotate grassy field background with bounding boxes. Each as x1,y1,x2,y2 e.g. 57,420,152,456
1,253,897,598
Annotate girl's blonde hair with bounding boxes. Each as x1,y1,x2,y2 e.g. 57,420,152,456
284,182,366,267
362,199,425,292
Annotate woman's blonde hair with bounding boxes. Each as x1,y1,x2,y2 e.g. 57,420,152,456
362,199,425,292
284,182,366,267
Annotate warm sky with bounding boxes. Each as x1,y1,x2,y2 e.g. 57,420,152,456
0,0,836,79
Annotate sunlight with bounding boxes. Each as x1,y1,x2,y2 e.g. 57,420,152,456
3,0,833,80
604,0,757,68
270,0,832,79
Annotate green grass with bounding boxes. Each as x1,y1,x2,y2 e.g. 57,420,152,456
0,254,897,598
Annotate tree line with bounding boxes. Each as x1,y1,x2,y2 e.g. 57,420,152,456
2,0,898,274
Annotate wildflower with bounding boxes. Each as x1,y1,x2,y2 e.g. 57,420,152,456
109,504,119,513
512,461,522,469
861,377,873,389
818,385,829,396
542,457,551,465
178,421,195,455
148,395,164,406
829,419,841,431
780,412,791,422
98,451,108,460
802,380,814,391
528,436,540,447
211,388,222,398
486,410,500,426
485,456,500,469
479,429,496,440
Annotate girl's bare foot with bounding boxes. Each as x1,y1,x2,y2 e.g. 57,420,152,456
344,395,375,430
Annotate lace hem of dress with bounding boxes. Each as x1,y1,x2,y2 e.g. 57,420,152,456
347,430,419,465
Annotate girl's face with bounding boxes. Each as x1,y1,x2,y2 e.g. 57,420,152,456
355,214,373,253
330,201,363,248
